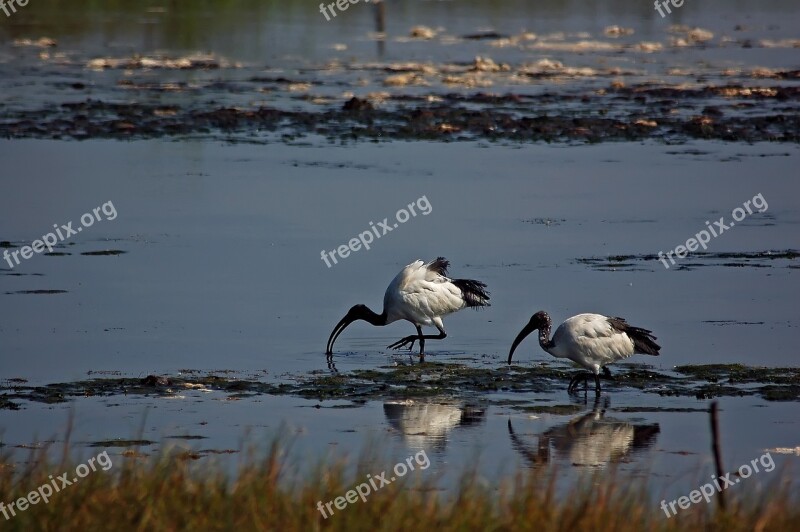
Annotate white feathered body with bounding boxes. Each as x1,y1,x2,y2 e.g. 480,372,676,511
383,259,480,328
546,313,636,375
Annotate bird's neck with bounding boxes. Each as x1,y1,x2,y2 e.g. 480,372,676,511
538,323,555,351
363,307,388,326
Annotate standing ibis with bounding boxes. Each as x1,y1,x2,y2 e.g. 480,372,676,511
507,311,660,393
326,257,490,360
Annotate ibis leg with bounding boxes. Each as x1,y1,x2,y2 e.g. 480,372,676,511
567,372,588,394
387,334,417,351
388,326,447,358
568,372,603,395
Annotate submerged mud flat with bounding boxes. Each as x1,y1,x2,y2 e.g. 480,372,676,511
2,363,799,411
576,249,800,272
2,79,798,144
2,84,800,143
2,22,800,143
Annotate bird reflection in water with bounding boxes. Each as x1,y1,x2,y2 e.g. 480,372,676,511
384,400,486,450
507,397,659,467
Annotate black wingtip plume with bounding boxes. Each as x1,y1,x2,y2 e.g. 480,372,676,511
628,326,661,356
453,278,491,308
608,317,660,356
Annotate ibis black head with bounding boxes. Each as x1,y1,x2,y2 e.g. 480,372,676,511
507,311,551,365
326,304,386,355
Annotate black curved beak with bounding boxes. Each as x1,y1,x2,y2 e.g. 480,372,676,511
508,322,536,365
326,314,354,355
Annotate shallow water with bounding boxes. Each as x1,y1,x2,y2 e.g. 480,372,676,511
1,139,798,375
1,0,799,510
1,139,798,499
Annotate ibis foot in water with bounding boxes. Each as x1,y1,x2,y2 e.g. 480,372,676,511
567,368,614,394
387,324,446,361
386,335,426,362
387,335,419,352
568,372,599,394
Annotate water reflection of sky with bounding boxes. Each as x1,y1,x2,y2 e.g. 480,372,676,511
2,0,799,64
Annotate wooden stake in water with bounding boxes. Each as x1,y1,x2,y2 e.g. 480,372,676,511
374,0,386,57
374,0,386,34
710,401,726,510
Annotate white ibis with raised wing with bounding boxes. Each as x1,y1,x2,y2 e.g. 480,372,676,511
326,257,490,360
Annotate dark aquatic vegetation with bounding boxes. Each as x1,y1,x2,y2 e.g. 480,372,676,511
2,364,799,411
80,250,127,256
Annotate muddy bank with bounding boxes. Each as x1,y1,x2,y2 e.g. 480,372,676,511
2,83,800,143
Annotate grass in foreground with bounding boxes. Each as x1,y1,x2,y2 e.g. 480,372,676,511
0,441,797,531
